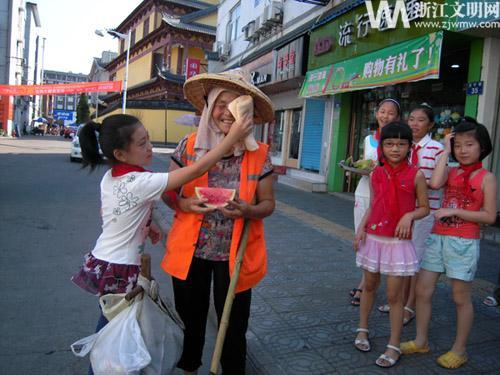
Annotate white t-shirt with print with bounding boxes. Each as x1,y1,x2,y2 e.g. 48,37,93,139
91,170,169,265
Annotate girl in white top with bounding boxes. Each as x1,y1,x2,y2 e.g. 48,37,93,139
351,99,401,306
71,114,252,340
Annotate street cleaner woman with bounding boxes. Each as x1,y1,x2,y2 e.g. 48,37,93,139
161,71,275,375
351,98,401,306
353,122,430,368
401,118,497,369
71,113,253,372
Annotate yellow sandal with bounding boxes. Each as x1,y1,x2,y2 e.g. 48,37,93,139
437,351,468,369
400,340,430,355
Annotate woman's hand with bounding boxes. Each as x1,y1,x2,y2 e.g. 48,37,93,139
226,113,253,141
219,198,251,219
147,223,161,245
395,213,414,239
443,133,454,154
353,229,366,252
178,196,215,214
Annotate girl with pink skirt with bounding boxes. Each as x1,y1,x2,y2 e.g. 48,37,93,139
353,122,430,368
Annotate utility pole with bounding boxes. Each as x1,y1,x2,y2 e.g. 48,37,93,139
39,37,46,116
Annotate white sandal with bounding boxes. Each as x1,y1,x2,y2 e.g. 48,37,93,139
375,344,401,368
354,328,371,352
403,306,416,326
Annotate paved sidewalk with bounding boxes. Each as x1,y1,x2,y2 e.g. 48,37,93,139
150,151,500,374
152,183,500,374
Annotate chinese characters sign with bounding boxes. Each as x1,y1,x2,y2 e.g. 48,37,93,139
274,37,304,82
301,31,442,97
0,81,123,96
299,65,334,97
185,58,201,79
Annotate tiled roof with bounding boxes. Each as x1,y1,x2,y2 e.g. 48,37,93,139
162,13,216,35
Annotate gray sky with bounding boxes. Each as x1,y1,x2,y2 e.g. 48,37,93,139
35,0,142,75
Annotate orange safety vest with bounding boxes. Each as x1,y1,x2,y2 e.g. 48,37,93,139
161,132,269,292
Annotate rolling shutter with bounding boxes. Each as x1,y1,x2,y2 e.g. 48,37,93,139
300,98,325,171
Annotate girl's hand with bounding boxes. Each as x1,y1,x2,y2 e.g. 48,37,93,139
227,113,253,141
434,208,456,220
353,230,366,252
178,196,215,214
219,198,251,219
443,133,454,154
148,223,161,245
395,213,413,239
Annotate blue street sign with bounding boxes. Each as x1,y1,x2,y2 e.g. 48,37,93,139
53,110,75,121
466,81,483,96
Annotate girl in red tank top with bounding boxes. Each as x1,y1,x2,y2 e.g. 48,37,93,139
402,118,497,369
353,122,430,368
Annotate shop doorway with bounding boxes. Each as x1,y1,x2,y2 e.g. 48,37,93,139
272,108,302,168
285,108,302,168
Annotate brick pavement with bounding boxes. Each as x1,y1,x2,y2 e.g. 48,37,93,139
151,151,500,374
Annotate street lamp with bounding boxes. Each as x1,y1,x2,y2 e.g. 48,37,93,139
95,28,131,114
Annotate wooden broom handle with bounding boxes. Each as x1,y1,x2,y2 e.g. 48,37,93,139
209,220,251,375
125,253,151,301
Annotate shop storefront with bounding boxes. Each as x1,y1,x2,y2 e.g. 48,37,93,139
301,0,485,192
242,36,332,189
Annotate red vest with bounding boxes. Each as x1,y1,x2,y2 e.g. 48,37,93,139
161,133,269,292
365,164,418,237
433,168,487,239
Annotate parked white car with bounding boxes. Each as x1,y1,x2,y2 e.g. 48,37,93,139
70,126,105,162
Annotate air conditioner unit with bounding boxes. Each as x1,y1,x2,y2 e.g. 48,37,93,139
242,21,255,41
217,43,231,60
263,2,283,26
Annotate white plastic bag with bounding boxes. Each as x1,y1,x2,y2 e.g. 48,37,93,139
71,301,151,375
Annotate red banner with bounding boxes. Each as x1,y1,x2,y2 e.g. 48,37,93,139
186,58,201,79
0,81,123,96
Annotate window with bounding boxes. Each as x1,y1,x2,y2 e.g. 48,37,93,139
120,39,124,54
226,2,241,42
143,17,150,36
130,29,136,46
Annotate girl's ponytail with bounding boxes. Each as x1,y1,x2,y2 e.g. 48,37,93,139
79,121,102,170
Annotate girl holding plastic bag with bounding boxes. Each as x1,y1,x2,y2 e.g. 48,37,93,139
70,113,253,374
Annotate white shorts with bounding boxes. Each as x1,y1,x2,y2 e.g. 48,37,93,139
412,214,435,264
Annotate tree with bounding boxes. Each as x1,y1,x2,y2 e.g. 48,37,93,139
76,93,90,124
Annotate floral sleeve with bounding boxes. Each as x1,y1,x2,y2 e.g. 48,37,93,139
259,153,274,180
169,135,189,171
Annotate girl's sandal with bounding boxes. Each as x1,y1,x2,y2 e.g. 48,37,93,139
375,345,401,368
403,306,416,326
354,328,371,352
349,288,362,297
400,340,430,355
483,296,499,307
377,304,390,313
436,351,468,369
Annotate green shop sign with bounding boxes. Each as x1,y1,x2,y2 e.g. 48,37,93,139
309,0,443,69
301,31,443,97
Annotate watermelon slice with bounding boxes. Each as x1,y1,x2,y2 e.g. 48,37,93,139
195,187,236,208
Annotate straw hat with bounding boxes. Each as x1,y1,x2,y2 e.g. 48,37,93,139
183,70,275,124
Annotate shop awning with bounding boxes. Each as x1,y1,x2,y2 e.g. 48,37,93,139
300,31,443,97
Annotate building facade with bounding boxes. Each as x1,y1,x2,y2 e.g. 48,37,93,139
0,1,42,136
42,70,88,121
88,50,118,116
300,0,499,198
100,0,218,143
209,0,347,191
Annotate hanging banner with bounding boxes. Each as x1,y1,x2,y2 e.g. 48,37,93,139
300,32,443,97
0,80,123,96
299,64,334,98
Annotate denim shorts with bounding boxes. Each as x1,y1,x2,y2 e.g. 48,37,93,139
420,234,480,282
